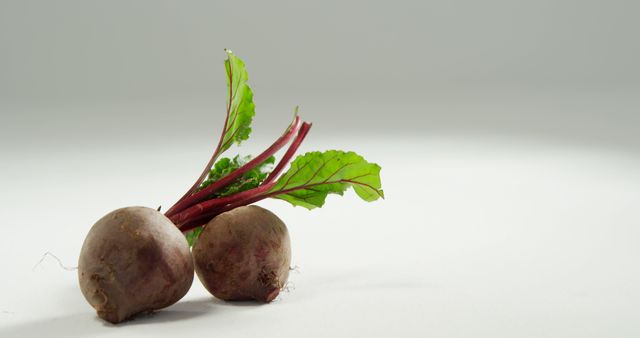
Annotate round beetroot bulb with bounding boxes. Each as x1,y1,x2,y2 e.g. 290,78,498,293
78,206,194,323
193,205,291,302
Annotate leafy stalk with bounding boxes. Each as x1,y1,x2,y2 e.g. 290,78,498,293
199,155,275,197
166,115,301,218
174,149,383,231
166,51,384,242
165,50,255,217
170,122,312,227
218,49,256,152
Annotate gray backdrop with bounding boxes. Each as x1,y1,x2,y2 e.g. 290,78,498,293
1,0,639,151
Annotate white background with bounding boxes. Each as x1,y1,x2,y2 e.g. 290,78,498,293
2,135,640,337
1,0,639,337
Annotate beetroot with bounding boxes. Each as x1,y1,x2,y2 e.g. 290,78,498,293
192,206,291,302
78,51,383,322
78,207,194,323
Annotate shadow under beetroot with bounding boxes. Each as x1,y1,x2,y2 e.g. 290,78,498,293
0,298,218,337
210,297,265,307
112,298,216,326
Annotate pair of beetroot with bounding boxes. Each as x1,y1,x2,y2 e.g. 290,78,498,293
75,50,383,323
78,204,290,323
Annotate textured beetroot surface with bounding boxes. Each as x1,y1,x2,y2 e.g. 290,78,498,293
78,207,194,323
193,205,291,302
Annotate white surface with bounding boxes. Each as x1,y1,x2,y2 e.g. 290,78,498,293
1,135,640,337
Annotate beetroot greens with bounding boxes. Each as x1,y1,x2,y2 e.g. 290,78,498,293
165,50,384,242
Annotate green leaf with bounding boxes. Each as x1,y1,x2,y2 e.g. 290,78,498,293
199,154,275,198
269,150,384,209
185,226,203,247
219,50,255,153
186,154,274,245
